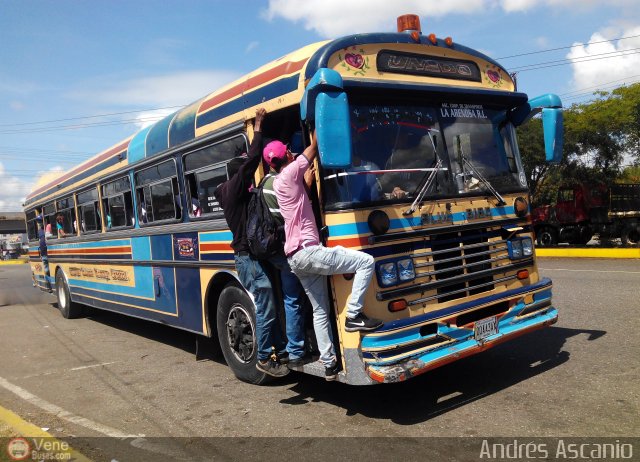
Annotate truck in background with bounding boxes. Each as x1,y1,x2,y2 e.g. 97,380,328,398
1,234,28,259
532,183,640,246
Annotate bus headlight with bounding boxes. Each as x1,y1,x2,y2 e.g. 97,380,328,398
508,239,523,259
508,237,533,259
397,258,415,282
377,262,398,287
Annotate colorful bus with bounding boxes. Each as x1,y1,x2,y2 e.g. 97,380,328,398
24,14,563,385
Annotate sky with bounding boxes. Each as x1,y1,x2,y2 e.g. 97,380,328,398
1,0,639,212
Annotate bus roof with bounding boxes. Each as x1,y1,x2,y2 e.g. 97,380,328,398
25,31,515,208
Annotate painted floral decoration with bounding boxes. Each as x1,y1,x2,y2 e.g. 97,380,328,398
338,46,370,76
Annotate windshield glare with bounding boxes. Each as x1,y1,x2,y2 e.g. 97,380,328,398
323,102,527,208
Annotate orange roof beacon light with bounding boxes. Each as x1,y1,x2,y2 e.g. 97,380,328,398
397,14,421,43
445,36,454,47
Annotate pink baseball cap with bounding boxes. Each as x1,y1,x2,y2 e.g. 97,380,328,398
263,140,288,167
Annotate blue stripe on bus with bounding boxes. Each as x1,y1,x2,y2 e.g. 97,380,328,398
328,206,516,238
48,239,131,250
196,74,300,129
200,231,234,242
200,253,234,262
53,254,132,261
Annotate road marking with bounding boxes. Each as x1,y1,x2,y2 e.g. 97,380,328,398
540,268,640,274
0,376,188,459
0,403,92,461
70,361,117,371
0,375,138,438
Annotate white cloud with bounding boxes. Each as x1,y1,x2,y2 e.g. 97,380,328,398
134,108,177,130
265,0,639,37
567,26,640,92
246,41,259,53
0,162,34,212
263,0,488,38
9,101,25,111
501,0,638,13
68,70,241,108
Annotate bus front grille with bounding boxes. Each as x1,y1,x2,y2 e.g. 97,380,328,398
428,228,496,303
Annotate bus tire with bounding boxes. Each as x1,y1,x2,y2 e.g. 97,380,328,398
216,284,269,385
55,270,83,319
537,227,557,247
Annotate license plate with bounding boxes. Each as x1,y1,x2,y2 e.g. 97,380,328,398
474,316,498,341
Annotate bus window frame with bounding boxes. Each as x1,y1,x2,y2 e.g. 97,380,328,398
53,195,77,239
76,187,102,235
101,175,135,231
25,209,38,241
134,158,182,227
182,133,248,221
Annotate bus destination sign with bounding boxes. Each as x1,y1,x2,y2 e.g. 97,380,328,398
377,50,481,82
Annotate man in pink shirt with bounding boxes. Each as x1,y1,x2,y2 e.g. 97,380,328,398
271,135,382,381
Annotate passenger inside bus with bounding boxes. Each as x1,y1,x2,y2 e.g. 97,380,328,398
379,130,435,198
56,214,67,238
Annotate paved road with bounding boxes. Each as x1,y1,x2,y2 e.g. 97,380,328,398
0,260,638,459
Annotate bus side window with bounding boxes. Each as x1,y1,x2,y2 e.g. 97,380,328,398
182,134,248,219
134,159,181,225
42,202,56,238
77,188,101,233
55,196,76,238
25,210,38,241
101,176,134,229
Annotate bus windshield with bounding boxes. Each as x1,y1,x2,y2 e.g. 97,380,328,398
323,100,526,208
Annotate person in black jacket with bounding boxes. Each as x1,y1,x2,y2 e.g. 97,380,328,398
214,108,288,378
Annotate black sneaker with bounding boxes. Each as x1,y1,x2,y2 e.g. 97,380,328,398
276,352,289,365
345,313,383,332
256,359,289,377
325,362,341,381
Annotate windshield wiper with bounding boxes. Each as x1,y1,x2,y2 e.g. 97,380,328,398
460,156,506,206
403,131,447,215
403,158,444,215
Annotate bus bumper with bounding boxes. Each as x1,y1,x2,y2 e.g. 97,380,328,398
364,280,558,384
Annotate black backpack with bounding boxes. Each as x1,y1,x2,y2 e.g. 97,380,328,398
246,176,284,259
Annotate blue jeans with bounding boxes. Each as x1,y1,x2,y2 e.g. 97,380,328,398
288,245,374,367
234,254,286,361
268,253,306,360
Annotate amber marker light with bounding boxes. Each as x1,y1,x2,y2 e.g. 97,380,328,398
517,270,529,280
445,36,454,47
397,14,421,33
428,33,437,45
388,299,408,312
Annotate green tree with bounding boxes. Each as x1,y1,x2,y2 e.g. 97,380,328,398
517,82,640,206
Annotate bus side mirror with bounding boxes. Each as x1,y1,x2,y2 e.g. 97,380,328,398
541,107,563,164
301,68,352,168
510,93,564,164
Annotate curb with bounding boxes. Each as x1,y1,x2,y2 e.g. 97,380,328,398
0,404,92,461
0,260,28,266
536,248,640,258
